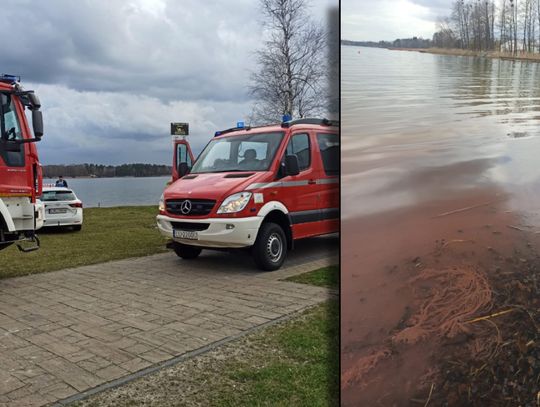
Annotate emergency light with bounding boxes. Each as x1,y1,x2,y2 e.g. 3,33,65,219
237,121,245,128
0,74,20,84
282,114,292,123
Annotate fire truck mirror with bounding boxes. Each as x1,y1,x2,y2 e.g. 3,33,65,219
178,162,190,177
284,154,300,176
32,110,43,139
28,93,41,109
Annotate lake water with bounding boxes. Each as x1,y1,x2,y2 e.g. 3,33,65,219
342,45,540,219
43,176,170,208
341,45,540,405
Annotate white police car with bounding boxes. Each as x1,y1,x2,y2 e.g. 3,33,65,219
40,187,83,230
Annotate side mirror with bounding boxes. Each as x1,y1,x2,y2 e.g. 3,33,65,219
178,162,190,177
284,154,300,176
32,110,43,139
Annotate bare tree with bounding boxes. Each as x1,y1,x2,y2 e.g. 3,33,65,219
249,0,326,124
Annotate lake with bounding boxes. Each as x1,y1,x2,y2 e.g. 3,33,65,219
341,45,540,405
343,45,540,219
44,176,170,208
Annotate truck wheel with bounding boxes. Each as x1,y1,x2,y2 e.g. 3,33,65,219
172,242,202,259
253,222,287,271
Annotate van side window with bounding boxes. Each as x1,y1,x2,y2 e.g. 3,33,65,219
285,133,310,172
316,133,339,176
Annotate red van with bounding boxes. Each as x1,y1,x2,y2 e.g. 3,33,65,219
157,118,339,270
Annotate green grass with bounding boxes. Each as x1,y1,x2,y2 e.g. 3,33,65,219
77,267,339,407
285,265,339,289
0,206,167,279
215,300,339,407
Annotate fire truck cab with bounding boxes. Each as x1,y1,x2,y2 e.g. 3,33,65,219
157,118,339,271
0,74,44,252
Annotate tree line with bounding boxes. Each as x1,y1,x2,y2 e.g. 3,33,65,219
43,163,172,178
341,38,432,49
434,0,540,54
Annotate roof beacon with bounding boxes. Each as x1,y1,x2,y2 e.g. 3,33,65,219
0,74,21,84
282,114,292,123
237,121,245,129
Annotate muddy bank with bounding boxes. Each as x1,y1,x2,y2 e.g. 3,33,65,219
341,188,539,406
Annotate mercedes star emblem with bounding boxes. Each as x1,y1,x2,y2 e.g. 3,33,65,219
180,200,192,215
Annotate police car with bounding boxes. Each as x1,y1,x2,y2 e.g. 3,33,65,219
40,186,83,230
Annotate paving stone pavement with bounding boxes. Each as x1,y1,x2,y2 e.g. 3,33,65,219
0,235,338,406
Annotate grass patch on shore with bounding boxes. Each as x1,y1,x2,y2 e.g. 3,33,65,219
0,206,167,279
285,265,338,289
76,267,338,407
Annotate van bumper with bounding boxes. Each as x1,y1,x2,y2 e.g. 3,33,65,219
156,214,263,248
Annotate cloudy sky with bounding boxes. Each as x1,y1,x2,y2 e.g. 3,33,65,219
342,0,453,41
3,0,335,165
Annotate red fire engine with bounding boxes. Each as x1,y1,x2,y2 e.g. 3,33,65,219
157,118,339,270
0,74,44,252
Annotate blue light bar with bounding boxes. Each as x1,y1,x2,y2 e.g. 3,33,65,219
0,74,20,84
282,114,292,123
237,121,245,128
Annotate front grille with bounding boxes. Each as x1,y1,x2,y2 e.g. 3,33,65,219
166,199,216,216
171,222,210,231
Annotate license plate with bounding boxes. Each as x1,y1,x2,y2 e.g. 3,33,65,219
49,208,67,214
173,230,198,240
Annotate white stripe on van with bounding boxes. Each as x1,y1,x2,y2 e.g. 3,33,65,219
246,178,338,190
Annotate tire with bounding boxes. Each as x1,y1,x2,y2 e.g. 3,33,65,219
252,222,287,271
73,225,82,231
172,241,202,259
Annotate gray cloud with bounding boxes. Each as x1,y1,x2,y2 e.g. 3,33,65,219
2,0,336,165
342,0,454,41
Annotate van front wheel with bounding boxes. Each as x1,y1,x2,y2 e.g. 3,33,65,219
253,222,287,271
172,242,202,259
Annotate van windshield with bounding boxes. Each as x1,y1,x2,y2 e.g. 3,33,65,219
190,132,285,173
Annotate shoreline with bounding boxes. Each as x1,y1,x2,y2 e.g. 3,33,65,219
389,46,540,62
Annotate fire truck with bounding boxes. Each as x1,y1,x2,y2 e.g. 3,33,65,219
0,74,44,252
157,118,339,270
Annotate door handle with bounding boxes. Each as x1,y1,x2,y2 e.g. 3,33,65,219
308,179,316,185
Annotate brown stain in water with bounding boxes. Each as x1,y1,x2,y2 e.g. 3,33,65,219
341,189,530,406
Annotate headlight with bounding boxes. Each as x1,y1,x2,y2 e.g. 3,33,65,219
158,194,165,212
217,192,252,214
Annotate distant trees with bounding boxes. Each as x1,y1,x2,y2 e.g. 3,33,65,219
340,38,432,49
392,37,432,48
433,17,458,48
442,0,497,51
43,163,172,178
436,0,540,54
